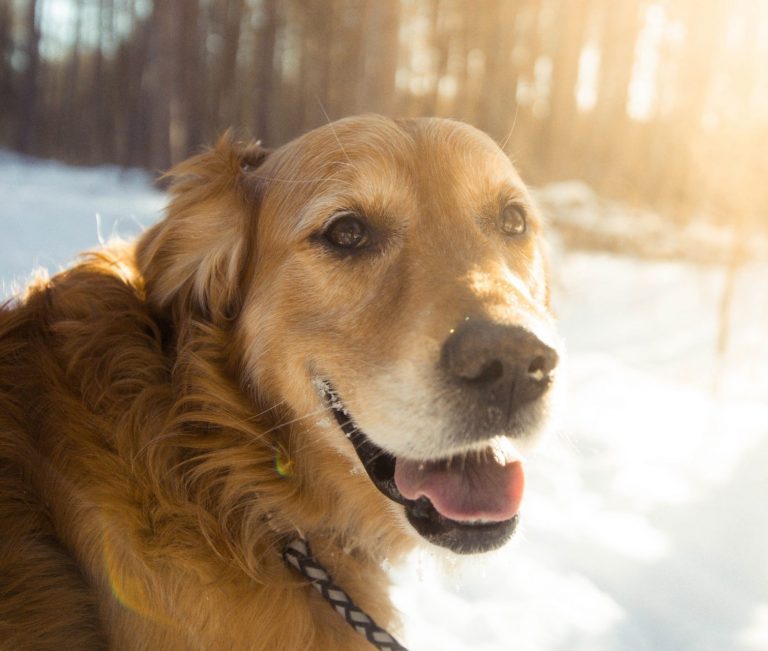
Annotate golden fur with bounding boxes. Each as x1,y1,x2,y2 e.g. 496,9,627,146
0,115,556,649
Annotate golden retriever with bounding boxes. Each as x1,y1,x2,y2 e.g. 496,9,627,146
0,115,559,650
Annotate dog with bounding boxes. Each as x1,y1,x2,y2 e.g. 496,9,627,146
0,115,559,650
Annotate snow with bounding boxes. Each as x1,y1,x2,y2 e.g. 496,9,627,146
0,150,165,299
2,150,767,650
534,180,768,264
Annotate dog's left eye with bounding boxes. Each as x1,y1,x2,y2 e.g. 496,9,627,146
499,202,527,237
323,213,370,250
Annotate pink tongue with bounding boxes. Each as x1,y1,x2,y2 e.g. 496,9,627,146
394,453,525,523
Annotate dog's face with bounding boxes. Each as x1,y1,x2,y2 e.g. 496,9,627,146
140,115,560,555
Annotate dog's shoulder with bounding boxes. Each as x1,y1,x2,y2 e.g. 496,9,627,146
1,244,169,413
1,244,149,341
0,254,147,648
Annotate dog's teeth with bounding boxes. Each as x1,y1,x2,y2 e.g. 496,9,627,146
490,436,524,465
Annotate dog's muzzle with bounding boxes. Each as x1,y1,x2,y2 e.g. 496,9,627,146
315,379,529,554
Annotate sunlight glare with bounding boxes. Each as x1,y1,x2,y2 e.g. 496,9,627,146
576,43,599,112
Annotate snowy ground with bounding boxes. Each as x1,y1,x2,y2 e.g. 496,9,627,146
2,151,767,651
0,150,165,298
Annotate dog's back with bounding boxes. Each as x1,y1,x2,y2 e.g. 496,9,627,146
0,252,384,651
0,252,146,650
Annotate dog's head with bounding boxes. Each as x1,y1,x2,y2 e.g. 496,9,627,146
138,115,560,555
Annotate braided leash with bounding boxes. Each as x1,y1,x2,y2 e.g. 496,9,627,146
283,539,409,651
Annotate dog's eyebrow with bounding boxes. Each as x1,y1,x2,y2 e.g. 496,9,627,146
496,182,529,202
288,176,408,238
292,195,352,236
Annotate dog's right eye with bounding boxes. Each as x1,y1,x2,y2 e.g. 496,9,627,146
322,213,370,250
499,201,527,237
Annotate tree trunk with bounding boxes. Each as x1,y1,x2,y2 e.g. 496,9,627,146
253,0,278,142
299,0,335,130
542,0,591,173
0,2,15,134
171,0,204,161
357,0,400,116
16,0,41,154
213,0,246,133
590,0,643,170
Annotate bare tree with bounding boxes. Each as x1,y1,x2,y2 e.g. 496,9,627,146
297,0,336,130
211,0,246,133
357,0,400,115
0,0,765,235
590,0,643,167
252,0,279,141
0,2,14,136
16,0,41,154
543,0,591,172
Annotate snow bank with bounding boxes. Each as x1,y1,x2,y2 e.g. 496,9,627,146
535,181,768,264
0,150,165,299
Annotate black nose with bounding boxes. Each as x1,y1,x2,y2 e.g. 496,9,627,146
440,320,559,411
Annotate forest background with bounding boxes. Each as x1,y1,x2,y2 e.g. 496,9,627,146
1,0,767,239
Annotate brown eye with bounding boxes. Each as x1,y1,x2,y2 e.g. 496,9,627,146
323,213,370,250
499,202,527,236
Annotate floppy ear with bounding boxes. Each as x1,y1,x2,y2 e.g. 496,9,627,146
137,134,269,322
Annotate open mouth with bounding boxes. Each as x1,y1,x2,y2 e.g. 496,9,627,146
315,379,524,554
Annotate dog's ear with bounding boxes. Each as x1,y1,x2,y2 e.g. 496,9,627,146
137,133,270,322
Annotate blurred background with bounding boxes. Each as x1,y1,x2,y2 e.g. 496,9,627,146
1,0,768,234
1,2,767,650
